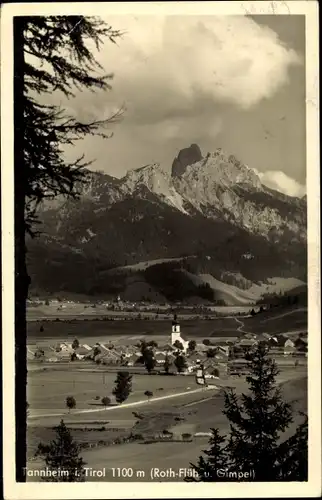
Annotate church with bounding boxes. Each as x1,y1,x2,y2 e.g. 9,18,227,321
171,314,189,352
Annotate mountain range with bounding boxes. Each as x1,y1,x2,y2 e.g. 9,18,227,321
27,144,307,303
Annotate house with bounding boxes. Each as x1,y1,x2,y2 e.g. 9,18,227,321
55,342,73,353
228,358,250,376
55,350,72,361
217,346,229,356
214,351,228,362
48,356,59,363
100,350,122,366
125,353,141,366
74,346,91,360
96,343,111,353
154,352,167,365
187,351,207,365
162,343,176,352
284,339,296,356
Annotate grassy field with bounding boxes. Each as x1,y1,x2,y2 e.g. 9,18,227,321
27,317,240,345
27,306,307,346
243,308,307,334
27,369,307,480
27,369,200,413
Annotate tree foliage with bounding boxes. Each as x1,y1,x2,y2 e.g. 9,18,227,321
140,341,156,373
112,371,132,404
174,353,187,373
144,390,153,401
66,396,76,413
188,340,197,351
35,420,86,481
173,340,184,350
164,354,171,374
72,338,79,350
101,396,111,407
14,16,124,480
21,16,124,234
189,344,308,482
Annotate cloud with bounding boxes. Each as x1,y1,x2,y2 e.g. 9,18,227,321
94,14,302,118
45,15,304,183
258,170,306,197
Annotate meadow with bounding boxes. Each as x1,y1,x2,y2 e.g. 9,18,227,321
27,304,307,348
27,367,307,477
27,317,240,346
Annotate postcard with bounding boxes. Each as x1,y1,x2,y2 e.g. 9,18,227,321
1,1,320,498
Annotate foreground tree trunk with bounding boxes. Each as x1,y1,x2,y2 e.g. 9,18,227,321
14,17,28,482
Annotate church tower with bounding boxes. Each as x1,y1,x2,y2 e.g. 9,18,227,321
171,314,181,345
171,314,189,354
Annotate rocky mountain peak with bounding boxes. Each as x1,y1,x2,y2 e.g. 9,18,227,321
171,143,203,177
122,163,172,198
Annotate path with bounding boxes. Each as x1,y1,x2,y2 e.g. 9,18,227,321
234,316,249,334
28,385,218,420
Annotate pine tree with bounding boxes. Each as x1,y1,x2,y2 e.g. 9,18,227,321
188,429,228,482
223,344,293,480
189,344,308,482
277,414,308,481
113,371,133,403
14,16,123,480
35,420,86,481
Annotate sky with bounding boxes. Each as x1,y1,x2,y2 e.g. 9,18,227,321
62,14,306,197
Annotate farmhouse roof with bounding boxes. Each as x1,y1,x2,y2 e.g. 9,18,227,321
163,343,175,351
236,338,257,346
75,346,91,355
155,352,167,361
101,350,122,361
188,352,207,363
126,353,141,364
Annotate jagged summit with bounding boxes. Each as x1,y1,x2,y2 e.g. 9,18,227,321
171,143,203,177
122,163,169,194
181,149,262,191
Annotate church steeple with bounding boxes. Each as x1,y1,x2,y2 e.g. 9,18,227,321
172,314,180,334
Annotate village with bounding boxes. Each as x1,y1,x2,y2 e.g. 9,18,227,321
28,314,308,379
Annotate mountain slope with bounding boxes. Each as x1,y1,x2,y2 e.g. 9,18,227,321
27,144,307,300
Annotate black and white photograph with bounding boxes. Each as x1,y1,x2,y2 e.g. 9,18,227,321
1,1,320,498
